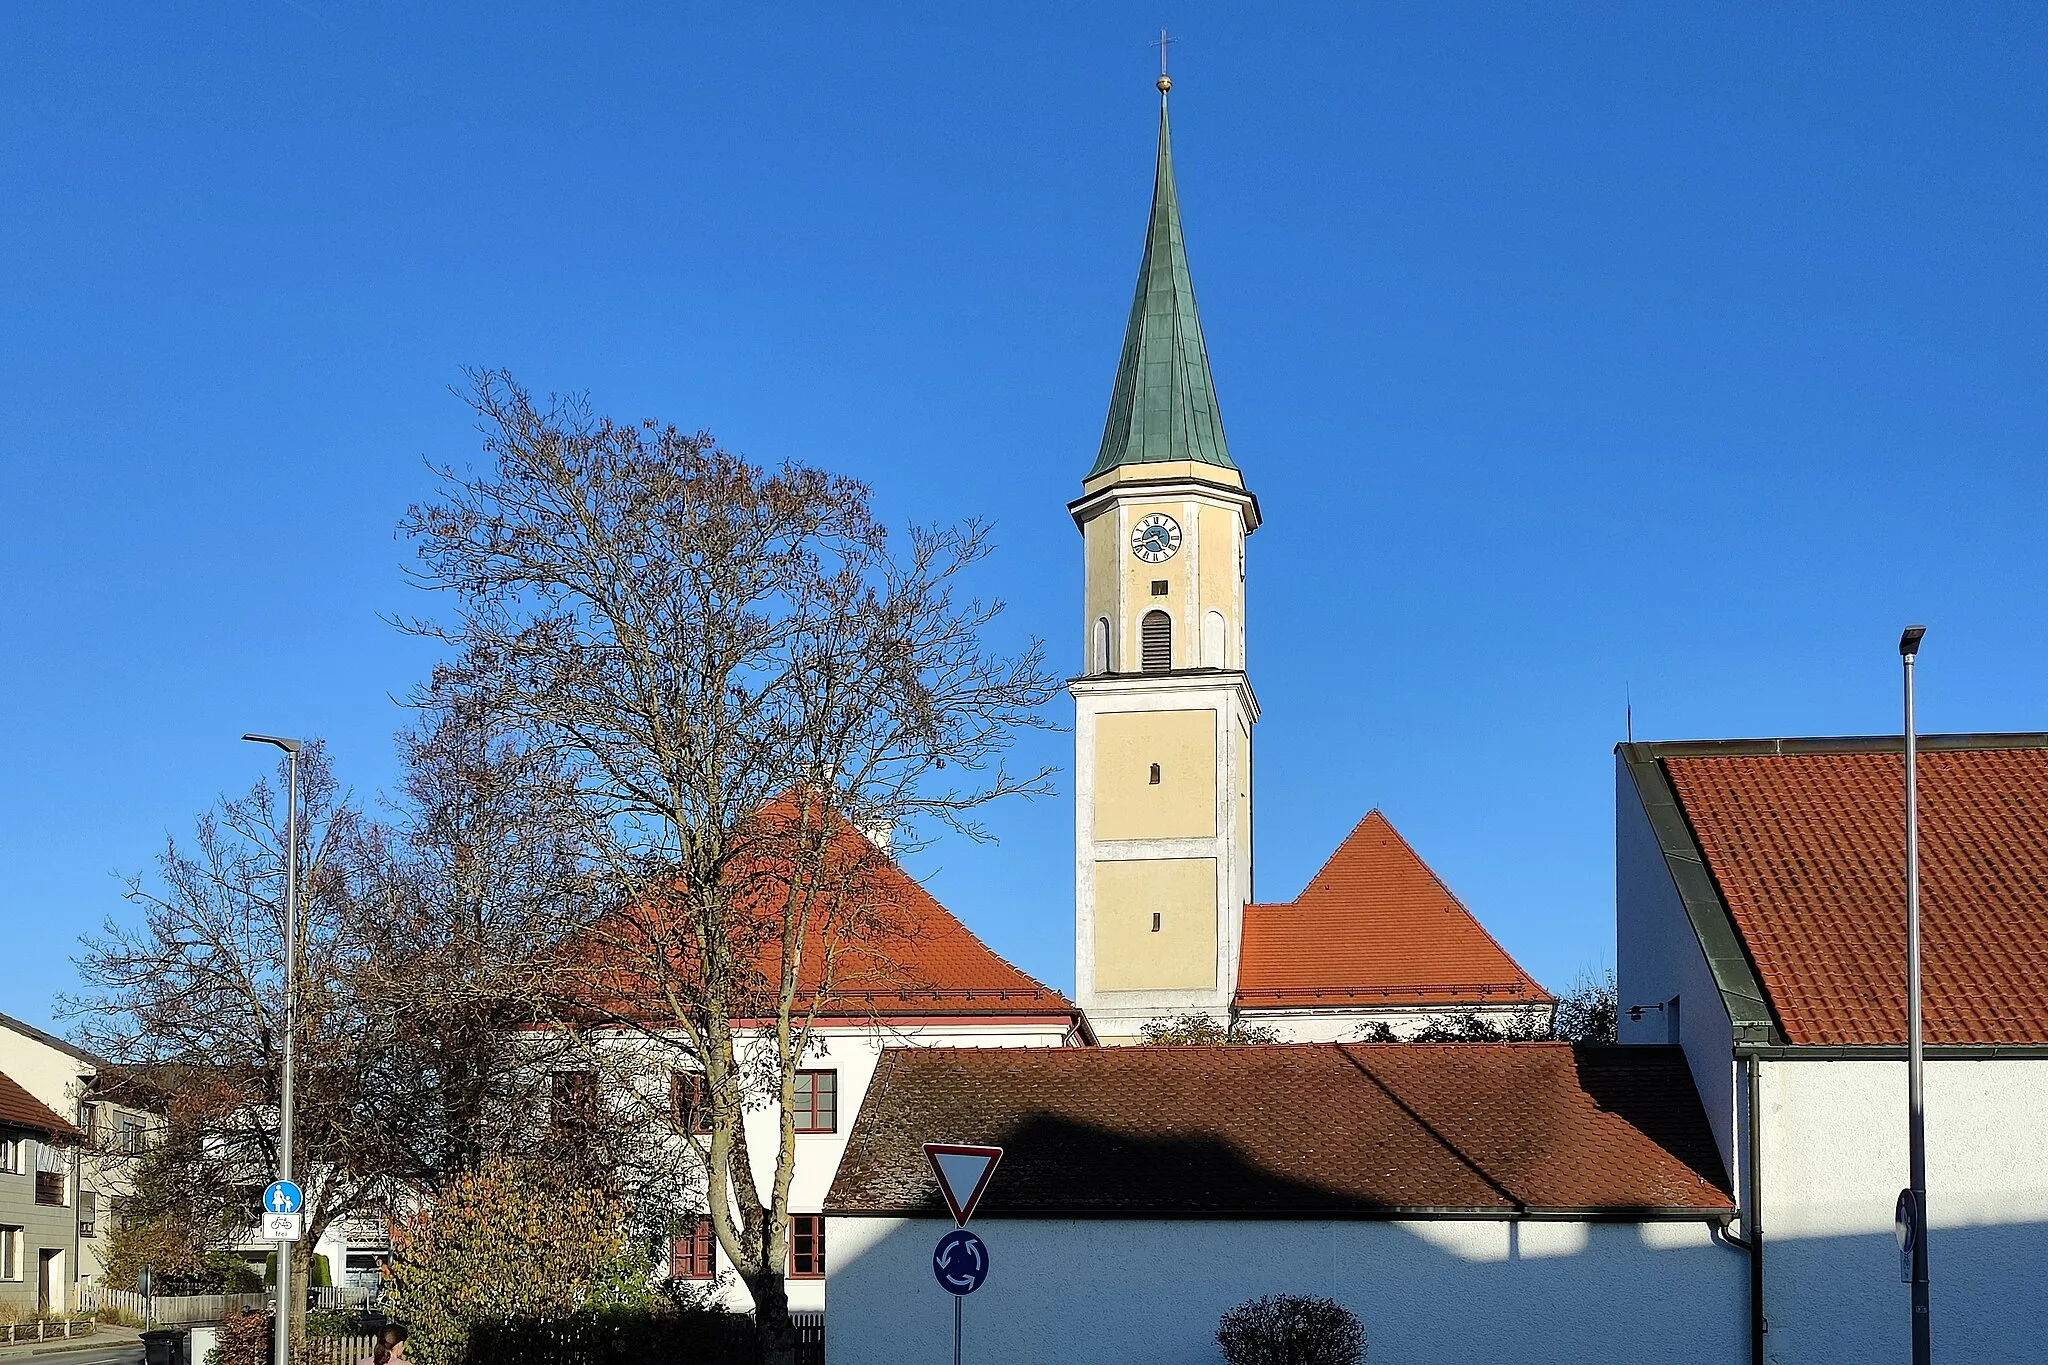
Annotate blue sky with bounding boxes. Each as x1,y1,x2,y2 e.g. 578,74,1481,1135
5,4,2046,1032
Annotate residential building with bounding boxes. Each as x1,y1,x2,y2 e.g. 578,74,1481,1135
0,1067,83,1314
0,1011,160,1303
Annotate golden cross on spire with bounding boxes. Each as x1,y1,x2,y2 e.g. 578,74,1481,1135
1153,27,1175,93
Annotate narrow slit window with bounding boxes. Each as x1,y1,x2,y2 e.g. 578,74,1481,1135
1151,912,1161,933
1148,763,1161,785
1141,610,1172,672
1150,580,1170,596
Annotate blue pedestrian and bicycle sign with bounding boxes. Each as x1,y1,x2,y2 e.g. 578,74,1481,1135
932,1229,989,1295
263,1180,303,1215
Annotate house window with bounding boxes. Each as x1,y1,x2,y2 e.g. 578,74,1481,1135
550,1071,599,1135
793,1071,837,1134
1148,763,1161,785
83,1106,101,1149
118,1116,145,1155
79,1190,97,1239
1140,610,1171,672
670,1216,716,1280
670,1072,714,1135
35,1171,66,1207
1150,579,1169,596
0,1227,20,1281
0,1138,20,1174
789,1214,825,1278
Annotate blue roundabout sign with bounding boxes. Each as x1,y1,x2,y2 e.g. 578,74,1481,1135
932,1228,989,1295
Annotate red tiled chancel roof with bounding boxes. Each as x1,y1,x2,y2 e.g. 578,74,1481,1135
827,1043,1730,1217
0,1068,79,1141
1664,740,2048,1046
1236,812,1549,1010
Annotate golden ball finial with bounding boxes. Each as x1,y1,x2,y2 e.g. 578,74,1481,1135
1157,75,1172,93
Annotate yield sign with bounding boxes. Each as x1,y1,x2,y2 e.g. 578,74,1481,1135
923,1143,1003,1225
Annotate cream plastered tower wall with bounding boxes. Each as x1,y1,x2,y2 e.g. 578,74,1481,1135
1070,473,1259,1042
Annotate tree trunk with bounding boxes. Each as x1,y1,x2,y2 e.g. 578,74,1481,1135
750,1272,797,1365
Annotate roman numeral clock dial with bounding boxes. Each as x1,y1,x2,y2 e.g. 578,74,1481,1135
1131,513,1182,564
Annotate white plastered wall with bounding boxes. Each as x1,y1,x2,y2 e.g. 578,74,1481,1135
826,1216,1744,1365
1757,1056,2048,1363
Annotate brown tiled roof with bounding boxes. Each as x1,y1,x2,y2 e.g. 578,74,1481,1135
1662,737,2048,1046
0,1068,80,1141
826,1043,1730,1218
1236,812,1551,1010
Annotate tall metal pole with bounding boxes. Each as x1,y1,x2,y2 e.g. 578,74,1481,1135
246,735,301,1365
953,1293,962,1365
1899,627,1931,1365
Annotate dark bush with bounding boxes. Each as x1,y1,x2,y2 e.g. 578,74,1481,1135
211,1307,270,1365
1217,1294,1365,1365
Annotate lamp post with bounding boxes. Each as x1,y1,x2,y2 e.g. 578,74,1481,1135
1896,627,1931,1365
243,733,301,1365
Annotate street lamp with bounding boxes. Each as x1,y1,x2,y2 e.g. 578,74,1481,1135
243,733,301,1365
1895,628,1931,1365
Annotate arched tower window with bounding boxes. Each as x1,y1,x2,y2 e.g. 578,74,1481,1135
1093,617,1110,675
1140,610,1172,672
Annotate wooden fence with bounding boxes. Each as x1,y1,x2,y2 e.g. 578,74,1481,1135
80,1285,272,1325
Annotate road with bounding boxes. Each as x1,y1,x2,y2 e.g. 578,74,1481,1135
0,1346,140,1365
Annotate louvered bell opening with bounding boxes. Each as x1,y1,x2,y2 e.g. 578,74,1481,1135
1141,610,1172,672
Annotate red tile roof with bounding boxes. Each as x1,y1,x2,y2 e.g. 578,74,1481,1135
1235,812,1550,1010
1663,739,2048,1046
0,1068,79,1141
567,807,1077,1025
827,1042,1730,1217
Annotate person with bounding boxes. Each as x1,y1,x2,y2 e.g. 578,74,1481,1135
358,1323,408,1365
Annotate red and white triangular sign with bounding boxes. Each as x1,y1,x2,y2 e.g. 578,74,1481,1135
923,1143,1003,1226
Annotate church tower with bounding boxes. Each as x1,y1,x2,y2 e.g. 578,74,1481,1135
1072,77,1259,1044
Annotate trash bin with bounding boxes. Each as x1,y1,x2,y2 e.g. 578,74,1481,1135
140,1327,188,1365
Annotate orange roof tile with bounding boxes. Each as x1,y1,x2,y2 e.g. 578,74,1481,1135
828,1043,1729,1217
569,806,1077,1025
1235,812,1550,1010
1663,738,2048,1046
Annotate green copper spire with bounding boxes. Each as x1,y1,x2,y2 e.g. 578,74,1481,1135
1088,89,1236,479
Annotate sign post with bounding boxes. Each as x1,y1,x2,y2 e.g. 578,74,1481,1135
924,1144,1002,1365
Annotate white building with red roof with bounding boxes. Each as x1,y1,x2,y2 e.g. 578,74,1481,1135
1618,733,2048,1364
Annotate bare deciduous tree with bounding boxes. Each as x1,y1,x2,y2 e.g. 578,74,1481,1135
68,744,387,1354
402,371,1056,1363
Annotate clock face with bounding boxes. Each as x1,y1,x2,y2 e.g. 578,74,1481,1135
1131,513,1183,564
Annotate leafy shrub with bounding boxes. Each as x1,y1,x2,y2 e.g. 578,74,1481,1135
1217,1294,1365,1365
209,1307,270,1365
1138,1011,1281,1045
386,1158,660,1365
262,1251,330,1288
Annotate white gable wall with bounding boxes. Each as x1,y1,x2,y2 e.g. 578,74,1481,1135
1616,757,1740,1176
826,1215,1745,1365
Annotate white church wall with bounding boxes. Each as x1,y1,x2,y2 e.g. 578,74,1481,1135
826,1215,1745,1365
1615,755,1739,1172
1758,1056,2048,1364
